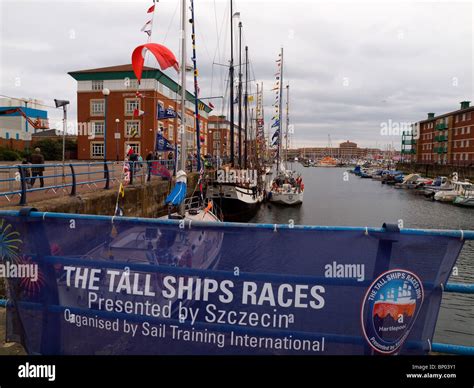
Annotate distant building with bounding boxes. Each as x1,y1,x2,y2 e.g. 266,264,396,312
415,101,474,165
0,98,49,142
294,141,385,159
68,64,212,160
207,115,245,160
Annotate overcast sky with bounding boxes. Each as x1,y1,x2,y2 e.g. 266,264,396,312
1,0,473,149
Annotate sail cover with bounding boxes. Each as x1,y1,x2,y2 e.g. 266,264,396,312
0,211,468,355
165,182,186,206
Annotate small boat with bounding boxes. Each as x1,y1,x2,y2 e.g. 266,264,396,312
434,181,472,202
424,176,453,199
269,171,304,206
453,185,474,207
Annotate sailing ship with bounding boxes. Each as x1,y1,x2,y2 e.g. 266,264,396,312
205,0,263,221
268,50,304,206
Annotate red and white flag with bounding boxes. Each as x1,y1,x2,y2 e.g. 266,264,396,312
133,109,145,117
147,4,155,13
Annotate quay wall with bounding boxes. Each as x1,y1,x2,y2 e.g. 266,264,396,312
3,173,200,218
397,163,474,181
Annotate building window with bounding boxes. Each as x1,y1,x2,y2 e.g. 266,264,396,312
126,79,139,89
455,115,459,123
213,131,220,140
15,133,19,140
168,124,174,140
124,98,140,116
462,113,466,121
5,132,9,139
91,142,104,158
92,80,104,91
90,99,105,116
125,142,141,155
125,120,141,137
468,112,472,120
466,140,470,148
91,121,105,137
468,126,471,134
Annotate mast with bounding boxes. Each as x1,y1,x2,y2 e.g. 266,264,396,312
179,0,187,215
238,21,243,167
244,45,249,169
285,84,289,170
229,0,235,167
190,0,201,171
277,47,284,175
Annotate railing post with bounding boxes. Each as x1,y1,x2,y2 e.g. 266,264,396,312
18,165,27,205
69,163,76,196
130,161,134,185
104,162,110,190
147,161,151,183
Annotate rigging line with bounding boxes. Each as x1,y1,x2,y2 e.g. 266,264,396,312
211,0,229,114
163,0,180,45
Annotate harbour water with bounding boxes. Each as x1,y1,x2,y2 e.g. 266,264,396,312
251,165,474,347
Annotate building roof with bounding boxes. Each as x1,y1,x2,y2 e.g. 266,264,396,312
68,64,157,74
68,64,212,113
419,103,474,124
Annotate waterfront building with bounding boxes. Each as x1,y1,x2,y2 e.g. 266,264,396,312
294,141,385,160
68,64,212,160
416,101,474,165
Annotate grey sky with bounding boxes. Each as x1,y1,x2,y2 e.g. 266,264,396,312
0,0,473,149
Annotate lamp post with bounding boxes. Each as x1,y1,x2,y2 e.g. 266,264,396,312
102,88,110,163
54,99,70,165
114,119,120,161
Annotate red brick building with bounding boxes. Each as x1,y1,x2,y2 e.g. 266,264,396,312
207,115,244,160
416,101,474,165
68,64,212,160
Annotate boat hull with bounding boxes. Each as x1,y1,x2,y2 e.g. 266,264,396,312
206,183,261,222
454,197,474,207
269,191,304,205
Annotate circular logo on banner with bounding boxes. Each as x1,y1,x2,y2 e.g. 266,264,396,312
361,269,424,354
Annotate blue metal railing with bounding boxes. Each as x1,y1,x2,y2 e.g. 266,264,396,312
0,210,472,355
0,161,177,205
0,157,220,206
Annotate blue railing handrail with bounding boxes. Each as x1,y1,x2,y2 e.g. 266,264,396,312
0,209,472,239
0,160,180,205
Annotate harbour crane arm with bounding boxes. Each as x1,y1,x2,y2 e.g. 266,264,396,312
0,108,49,129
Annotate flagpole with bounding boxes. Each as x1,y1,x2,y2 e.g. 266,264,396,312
190,0,201,172
277,47,284,176
179,0,187,216
244,45,249,170
229,0,235,167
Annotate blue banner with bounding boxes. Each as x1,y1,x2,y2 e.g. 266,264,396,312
156,132,174,152
157,103,177,120
0,213,465,355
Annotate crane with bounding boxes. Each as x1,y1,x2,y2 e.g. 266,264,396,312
0,108,49,130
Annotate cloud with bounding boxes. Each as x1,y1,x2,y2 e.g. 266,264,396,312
0,0,472,149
